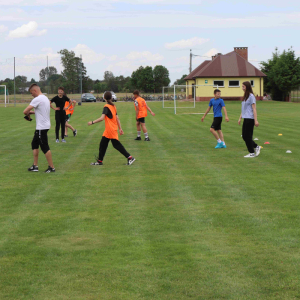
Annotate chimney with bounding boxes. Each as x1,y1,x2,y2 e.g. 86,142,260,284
234,47,248,61
212,53,222,60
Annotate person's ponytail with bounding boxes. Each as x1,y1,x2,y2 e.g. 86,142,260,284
104,91,114,106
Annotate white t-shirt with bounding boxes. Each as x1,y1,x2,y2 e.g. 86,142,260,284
30,95,51,130
242,93,256,119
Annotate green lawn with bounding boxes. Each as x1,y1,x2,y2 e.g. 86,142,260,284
0,101,299,299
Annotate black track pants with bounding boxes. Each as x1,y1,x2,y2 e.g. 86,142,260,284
242,119,258,153
98,136,130,161
55,112,66,140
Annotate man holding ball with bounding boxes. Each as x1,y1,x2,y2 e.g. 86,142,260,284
23,84,55,173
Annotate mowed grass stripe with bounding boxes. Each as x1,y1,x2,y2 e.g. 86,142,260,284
0,101,300,299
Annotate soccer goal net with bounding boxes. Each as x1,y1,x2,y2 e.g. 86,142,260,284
162,85,216,115
0,85,8,107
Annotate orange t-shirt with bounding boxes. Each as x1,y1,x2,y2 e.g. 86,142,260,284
103,104,118,140
134,97,148,119
64,101,74,115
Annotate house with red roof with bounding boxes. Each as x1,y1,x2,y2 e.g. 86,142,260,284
185,47,267,101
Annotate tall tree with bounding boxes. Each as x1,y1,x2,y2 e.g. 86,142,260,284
58,49,79,93
39,66,57,82
174,74,188,86
153,65,170,92
261,47,300,100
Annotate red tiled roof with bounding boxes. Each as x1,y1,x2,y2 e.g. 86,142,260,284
186,51,266,79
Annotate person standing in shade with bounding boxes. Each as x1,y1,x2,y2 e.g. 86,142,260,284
50,87,71,143
238,81,261,158
88,91,135,166
133,90,155,141
23,84,55,173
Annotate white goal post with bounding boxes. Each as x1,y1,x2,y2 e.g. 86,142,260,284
0,85,7,107
162,84,217,114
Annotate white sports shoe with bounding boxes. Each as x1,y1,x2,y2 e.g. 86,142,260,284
255,146,261,157
244,153,256,158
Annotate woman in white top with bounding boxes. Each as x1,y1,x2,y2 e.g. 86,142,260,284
238,81,261,158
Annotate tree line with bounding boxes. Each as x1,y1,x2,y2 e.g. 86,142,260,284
261,47,300,101
0,49,179,95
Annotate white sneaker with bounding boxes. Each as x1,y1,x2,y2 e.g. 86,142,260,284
62,139,67,143
244,153,255,158
255,146,261,157
56,139,59,143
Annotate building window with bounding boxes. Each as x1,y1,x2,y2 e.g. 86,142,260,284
250,80,254,87
229,80,240,87
213,80,224,87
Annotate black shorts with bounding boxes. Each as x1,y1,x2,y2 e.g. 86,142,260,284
211,117,222,131
66,114,71,122
137,117,145,123
32,129,50,154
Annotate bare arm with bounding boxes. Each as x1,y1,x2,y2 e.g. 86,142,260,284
135,106,139,121
50,101,59,111
201,106,211,122
238,113,242,125
116,115,124,135
23,105,35,116
146,103,155,116
223,107,229,122
252,104,259,127
88,114,105,126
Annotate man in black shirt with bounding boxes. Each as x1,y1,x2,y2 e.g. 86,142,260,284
50,87,71,143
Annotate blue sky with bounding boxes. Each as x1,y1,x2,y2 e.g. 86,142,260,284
0,0,299,84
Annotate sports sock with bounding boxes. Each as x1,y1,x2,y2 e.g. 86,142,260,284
222,141,226,145
127,156,132,160
137,131,141,137
144,132,148,138
217,139,222,143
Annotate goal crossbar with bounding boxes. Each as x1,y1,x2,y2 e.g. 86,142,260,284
162,84,217,114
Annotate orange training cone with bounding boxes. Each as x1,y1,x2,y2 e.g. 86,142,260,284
264,142,270,144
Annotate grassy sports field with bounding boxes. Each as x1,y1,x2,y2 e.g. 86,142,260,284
0,101,299,299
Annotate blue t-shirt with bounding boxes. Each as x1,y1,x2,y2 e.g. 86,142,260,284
209,98,225,118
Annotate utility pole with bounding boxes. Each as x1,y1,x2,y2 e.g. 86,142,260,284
189,50,208,74
47,56,49,95
80,54,83,105
189,49,192,74
14,57,16,106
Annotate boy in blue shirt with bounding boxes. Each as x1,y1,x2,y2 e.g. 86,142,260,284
201,89,229,148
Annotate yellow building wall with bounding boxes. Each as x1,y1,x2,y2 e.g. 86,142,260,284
186,78,264,100
186,80,195,98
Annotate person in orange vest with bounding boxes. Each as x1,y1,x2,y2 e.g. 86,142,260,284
133,90,155,141
88,91,135,166
64,97,77,137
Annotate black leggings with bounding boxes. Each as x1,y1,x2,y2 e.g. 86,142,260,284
55,112,66,140
242,119,258,153
98,136,130,161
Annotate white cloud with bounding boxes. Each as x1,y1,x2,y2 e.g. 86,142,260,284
8,21,47,39
126,51,163,62
165,37,209,49
0,25,8,32
72,44,105,64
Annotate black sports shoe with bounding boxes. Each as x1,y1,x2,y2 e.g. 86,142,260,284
45,166,55,173
73,129,77,137
135,136,141,140
127,157,136,165
28,165,39,172
145,137,150,141
91,160,103,165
